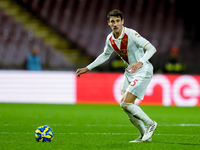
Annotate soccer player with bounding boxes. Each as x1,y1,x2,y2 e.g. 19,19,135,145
76,9,157,142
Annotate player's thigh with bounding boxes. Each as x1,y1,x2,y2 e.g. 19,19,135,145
127,75,152,100
121,91,137,104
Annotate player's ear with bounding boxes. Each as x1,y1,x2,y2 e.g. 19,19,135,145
107,20,110,25
122,19,124,25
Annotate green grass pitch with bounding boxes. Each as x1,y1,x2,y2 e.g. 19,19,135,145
0,103,200,150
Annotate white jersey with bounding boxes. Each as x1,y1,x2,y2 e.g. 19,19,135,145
87,27,155,71
104,27,150,68
86,26,156,99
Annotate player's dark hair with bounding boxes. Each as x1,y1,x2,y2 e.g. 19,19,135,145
107,9,123,21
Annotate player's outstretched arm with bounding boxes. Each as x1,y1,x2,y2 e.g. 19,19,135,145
76,52,111,77
76,67,89,77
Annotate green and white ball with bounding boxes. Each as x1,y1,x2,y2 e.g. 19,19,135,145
35,125,54,142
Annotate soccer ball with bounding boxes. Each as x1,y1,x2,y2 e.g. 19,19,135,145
34,125,54,142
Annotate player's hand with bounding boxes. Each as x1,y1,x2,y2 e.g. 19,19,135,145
128,62,143,74
76,67,89,77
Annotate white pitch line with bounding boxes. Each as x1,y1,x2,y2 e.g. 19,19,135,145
160,124,200,127
85,124,200,127
73,133,199,137
1,123,200,127
0,132,199,137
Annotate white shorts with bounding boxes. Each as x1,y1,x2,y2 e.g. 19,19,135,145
121,63,153,100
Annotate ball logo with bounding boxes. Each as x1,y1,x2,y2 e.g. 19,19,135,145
35,125,54,142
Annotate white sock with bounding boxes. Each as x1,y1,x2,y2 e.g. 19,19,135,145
121,103,153,126
122,108,145,136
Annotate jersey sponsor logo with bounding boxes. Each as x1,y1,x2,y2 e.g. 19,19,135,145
121,38,128,46
118,49,129,58
109,33,129,64
135,33,140,38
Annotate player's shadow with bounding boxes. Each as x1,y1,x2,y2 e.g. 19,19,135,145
154,141,200,146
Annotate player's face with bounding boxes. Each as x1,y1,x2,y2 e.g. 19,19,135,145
108,16,124,36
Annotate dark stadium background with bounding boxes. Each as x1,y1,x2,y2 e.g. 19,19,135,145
0,0,199,74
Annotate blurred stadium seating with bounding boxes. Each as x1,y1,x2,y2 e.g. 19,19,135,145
0,0,89,70
0,0,199,73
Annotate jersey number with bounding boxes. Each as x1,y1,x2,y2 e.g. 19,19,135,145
130,79,138,86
